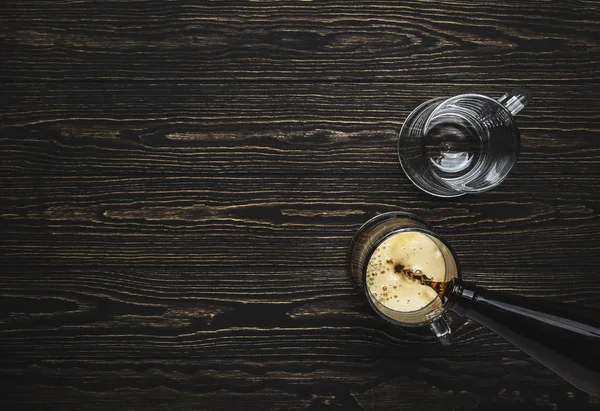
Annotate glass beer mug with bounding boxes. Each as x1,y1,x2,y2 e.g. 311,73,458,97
398,89,531,197
347,212,600,394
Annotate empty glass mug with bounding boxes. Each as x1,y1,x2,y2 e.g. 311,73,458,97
398,89,531,197
347,212,600,394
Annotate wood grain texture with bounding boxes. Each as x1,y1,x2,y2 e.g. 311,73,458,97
3,358,599,411
2,0,600,409
1,173,599,268
1,264,599,361
1,0,599,83
1,82,599,176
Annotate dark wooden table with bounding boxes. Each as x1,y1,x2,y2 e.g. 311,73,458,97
2,1,599,410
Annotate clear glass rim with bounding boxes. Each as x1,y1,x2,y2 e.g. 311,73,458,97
428,93,516,124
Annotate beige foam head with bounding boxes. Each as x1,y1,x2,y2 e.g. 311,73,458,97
366,231,446,313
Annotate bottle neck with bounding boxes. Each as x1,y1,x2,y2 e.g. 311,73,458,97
442,278,475,316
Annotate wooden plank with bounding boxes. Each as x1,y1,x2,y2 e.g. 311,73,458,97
1,82,598,177
2,358,598,410
1,0,599,82
0,264,598,359
1,174,599,266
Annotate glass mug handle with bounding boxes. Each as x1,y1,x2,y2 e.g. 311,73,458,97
497,88,532,116
428,315,452,345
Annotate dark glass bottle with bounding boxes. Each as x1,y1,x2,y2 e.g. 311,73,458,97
442,278,600,394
